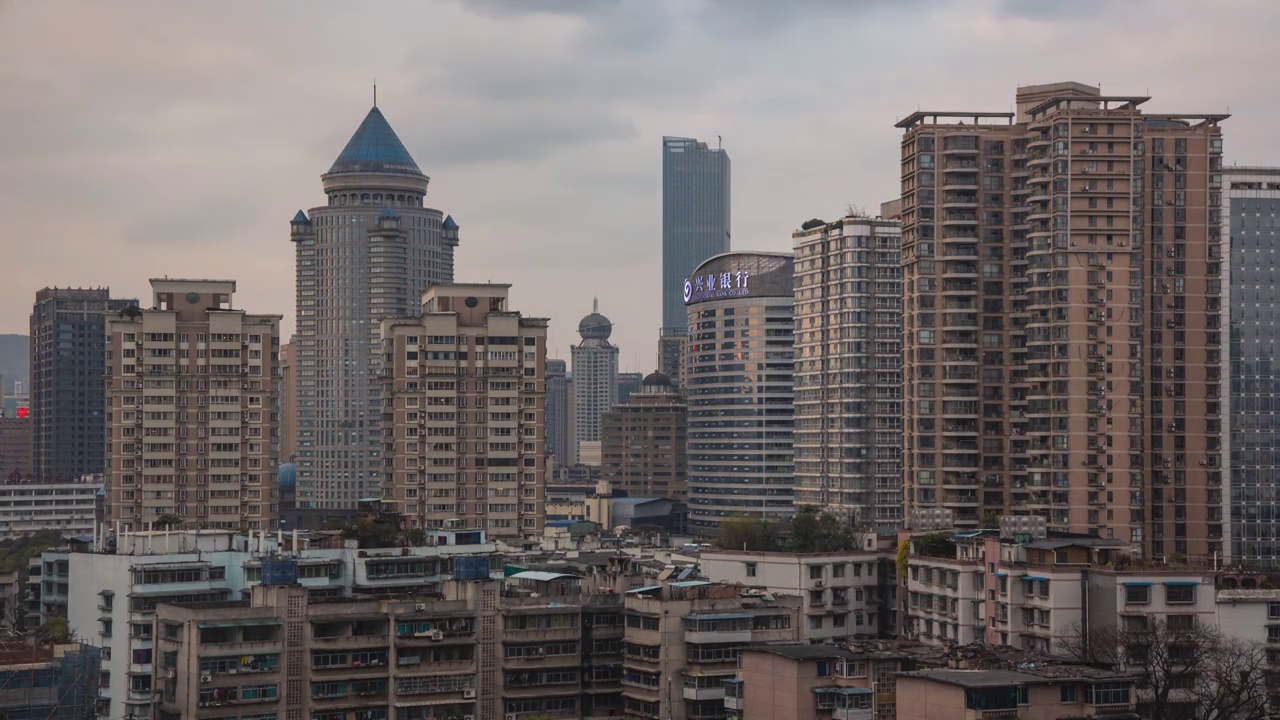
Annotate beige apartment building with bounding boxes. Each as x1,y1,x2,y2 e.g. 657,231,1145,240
105,279,281,530
792,216,903,530
600,371,688,502
726,645,914,720
380,283,547,540
896,667,1137,720
621,582,800,720
897,82,1227,558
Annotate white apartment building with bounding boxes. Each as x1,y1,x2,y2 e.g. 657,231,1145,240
700,541,895,641
29,529,494,720
903,523,1217,653
0,480,100,539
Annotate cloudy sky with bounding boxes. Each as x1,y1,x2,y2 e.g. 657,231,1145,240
1,0,1276,368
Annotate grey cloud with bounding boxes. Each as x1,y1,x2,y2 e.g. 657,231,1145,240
461,0,622,16
122,196,266,246
995,0,1143,20
405,105,636,167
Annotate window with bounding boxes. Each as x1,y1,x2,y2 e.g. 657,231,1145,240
1165,614,1194,631
1124,585,1150,604
809,565,825,580
745,562,757,578
1165,584,1196,604
1085,682,1130,706
1268,602,1280,620
832,564,845,579
1061,685,1078,703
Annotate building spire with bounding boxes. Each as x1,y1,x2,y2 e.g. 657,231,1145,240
373,80,377,108
593,296,599,313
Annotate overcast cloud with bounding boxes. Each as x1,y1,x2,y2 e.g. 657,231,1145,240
1,0,1276,368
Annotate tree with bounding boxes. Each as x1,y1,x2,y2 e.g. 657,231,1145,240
1059,618,1270,720
154,513,184,530
716,515,780,551
787,506,856,553
37,616,71,644
801,218,826,231
912,532,955,559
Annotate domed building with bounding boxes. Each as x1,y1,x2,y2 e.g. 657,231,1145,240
572,298,619,467
289,101,461,510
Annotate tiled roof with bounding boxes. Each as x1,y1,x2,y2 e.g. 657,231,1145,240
327,107,423,177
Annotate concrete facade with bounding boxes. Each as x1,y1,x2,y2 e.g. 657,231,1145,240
291,105,459,511
600,373,687,502
898,82,1228,559
279,340,298,464
104,279,282,531
573,300,619,466
380,283,547,539
793,216,904,530
0,416,32,482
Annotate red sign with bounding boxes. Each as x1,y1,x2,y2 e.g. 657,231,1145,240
14,408,27,419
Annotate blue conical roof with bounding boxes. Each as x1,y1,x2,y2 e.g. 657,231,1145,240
442,215,458,229
292,209,310,223
327,107,423,177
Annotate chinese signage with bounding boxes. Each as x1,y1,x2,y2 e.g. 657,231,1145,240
684,269,751,304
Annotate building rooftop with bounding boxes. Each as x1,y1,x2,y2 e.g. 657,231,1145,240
901,665,1134,688
747,644,859,661
1218,589,1280,602
326,106,423,177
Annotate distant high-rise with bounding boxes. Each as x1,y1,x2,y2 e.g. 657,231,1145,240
662,136,730,336
30,287,136,482
657,334,685,389
290,103,459,510
601,371,688,501
381,283,547,538
616,372,644,404
793,216,904,530
279,340,298,464
1224,167,1280,566
684,252,795,538
546,358,575,470
105,279,281,530
898,82,1226,558
572,299,619,466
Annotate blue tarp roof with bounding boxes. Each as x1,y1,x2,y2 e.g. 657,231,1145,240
626,585,662,594
670,580,711,588
1164,580,1201,586
1020,576,1048,582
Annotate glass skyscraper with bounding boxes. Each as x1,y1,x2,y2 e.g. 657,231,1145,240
662,136,730,335
1226,167,1280,565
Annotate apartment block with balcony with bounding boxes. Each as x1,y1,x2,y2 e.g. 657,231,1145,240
792,216,904,530
699,544,896,641
105,279,282,531
897,82,1227,559
621,582,800,720
380,283,547,540
896,667,1138,720
901,519,1218,654
726,645,916,720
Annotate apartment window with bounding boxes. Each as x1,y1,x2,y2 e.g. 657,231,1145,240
1061,685,1078,703
1166,614,1195,632
744,562,757,578
832,564,845,579
1267,602,1280,620
1085,683,1130,706
809,565,824,580
1124,585,1150,604
1165,584,1196,604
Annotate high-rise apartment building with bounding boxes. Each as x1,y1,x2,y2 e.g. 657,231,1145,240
572,299,619,466
600,371,688,501
897,82,1227,558
381,283,547,539
546,358,574,470
105,279,282,531
684,252,795,538
793,216,904,530
0,416,32,482
279,339,298,464
616,371,644,404
1224,167,1280,566
662,136,731,336
657,333,685,388
30,287,136,482
290,103,460,510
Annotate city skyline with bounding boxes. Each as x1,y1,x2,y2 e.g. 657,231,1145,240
3,1,1278,367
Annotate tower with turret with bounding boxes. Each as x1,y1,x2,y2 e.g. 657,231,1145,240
571,299,619,466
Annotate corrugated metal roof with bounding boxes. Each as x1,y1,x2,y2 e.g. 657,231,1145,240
508,571,579,582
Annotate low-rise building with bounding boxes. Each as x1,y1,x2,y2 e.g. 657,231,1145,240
621,582,800,720
726,644,917,720
895,667,1138,720
0,642,102,719
700,544,895,641
28,528,495,720
0,480,100,540
902,519,1219,653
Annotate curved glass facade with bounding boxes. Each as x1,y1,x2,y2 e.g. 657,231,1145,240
684,252,795,538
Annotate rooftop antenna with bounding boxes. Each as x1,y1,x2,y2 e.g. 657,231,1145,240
717,135,722,149
373,80,377,108
593,297,599,313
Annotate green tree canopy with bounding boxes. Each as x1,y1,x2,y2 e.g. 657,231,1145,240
716,514,781,551
786,506,857,553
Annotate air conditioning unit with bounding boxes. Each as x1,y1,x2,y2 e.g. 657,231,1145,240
463,689,477,699
200,674,212,684
415,603,427,611
429,630,444,641
507,715,519,720
166,669,175,679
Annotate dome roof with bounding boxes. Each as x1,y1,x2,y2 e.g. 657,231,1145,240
642,371,672,388
578,298,613,340
278,463,297,489
327,107,424,177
